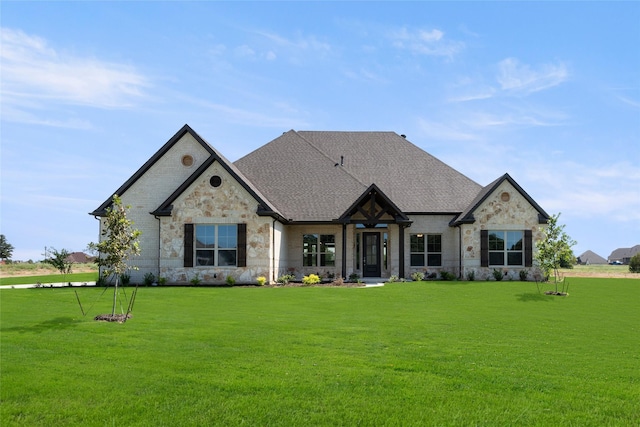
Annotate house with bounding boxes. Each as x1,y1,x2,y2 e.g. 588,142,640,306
90,125,550,284
577,250,607,265
65,252,95,264
608,245,640,265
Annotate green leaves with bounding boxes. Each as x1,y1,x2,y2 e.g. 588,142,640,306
535,213,577,288
88,195,141,278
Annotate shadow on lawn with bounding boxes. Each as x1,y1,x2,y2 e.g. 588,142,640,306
2,317,82,334
516,292,552,302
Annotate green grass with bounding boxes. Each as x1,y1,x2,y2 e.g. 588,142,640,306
1,279,639,426
0,272,99,286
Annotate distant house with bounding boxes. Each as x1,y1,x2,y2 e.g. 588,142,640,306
577,250,607,265
608,245,640,265
65,252,95,264
91,125,550,284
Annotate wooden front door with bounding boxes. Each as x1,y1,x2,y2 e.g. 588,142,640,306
363,232,381,277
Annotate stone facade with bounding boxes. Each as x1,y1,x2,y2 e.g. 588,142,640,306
158,161,272,285
96,133,212,284
459,180,546,280
93,126,549,285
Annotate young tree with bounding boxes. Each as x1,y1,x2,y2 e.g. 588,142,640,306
535,213,577,293
43,247,73,282
0,234,14,261
629,253,640,273
87,195,141,317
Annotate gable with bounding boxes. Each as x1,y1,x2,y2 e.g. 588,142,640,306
156,160,266,221
450,173,549,226
338,184,411,226
90,124,214,216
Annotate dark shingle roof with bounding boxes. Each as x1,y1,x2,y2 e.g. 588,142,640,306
609,245,640,261
234,131,483,221
578,250,607,265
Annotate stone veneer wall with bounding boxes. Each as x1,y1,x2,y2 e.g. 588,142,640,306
97,133,212,284
460,181,546,280
158,161,273,284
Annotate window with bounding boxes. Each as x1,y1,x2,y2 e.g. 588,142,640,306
488,231,523,266
410,234,442,266
195,224,238,266
303,234,335,267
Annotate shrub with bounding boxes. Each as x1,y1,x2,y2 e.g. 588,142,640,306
256,276,267,286
440,271,456,281
302,274,321,285
277,274,295,285
144,272,156,286
226,275,236,286
466,270,475,281
411,271,425,281
158,276,167,286
492,269,504,281
190,273,201,285
388,275,399,283
519,269,529,281
120,273,131,286
332,277,344,286
348,273,360,282
630,254,640,273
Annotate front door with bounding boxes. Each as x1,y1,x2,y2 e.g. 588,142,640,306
363,232,381,277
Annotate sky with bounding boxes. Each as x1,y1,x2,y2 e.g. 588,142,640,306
1,1,639,262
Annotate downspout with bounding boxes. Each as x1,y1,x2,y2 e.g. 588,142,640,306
457,225,463,279
272,218,277,284
341,223,347,279
398,224,405,279
155,215,161,281
93,216,103,282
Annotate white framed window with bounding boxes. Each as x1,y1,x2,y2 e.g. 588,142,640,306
195,224,238,266
410,234,442,266
303,234,336,267
489,230,523,266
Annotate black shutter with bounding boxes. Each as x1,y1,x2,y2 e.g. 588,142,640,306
480,230,489,267
237,223,247,267
184,224,194,267
524,229,533,267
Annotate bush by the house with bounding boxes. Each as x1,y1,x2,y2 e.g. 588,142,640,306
256,276,267,286
411,271,425,281
144,272,156,286
492,269,504,281
277,274,295,285
440,271,456,281
302,274,321,285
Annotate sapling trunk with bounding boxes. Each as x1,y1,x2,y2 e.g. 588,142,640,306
112,275,119,316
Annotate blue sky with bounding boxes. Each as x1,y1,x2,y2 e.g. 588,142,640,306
1,1,639,262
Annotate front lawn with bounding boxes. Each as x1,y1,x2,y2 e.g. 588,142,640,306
1,279,638,426
0,272,99,286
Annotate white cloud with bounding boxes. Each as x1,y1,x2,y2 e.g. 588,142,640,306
497,57,568,95
0,28,150,112
246,30,331,64
389,27,464,58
